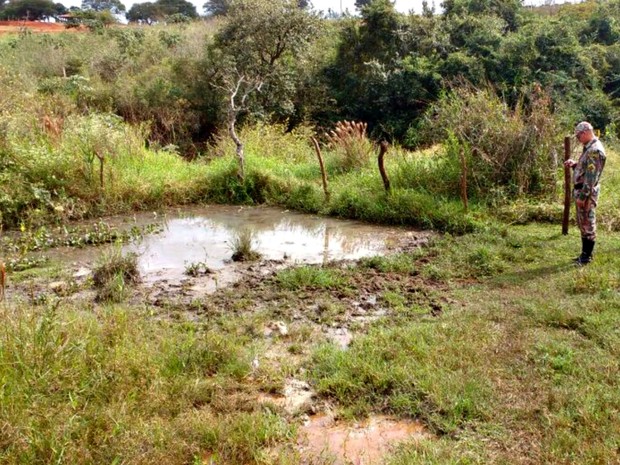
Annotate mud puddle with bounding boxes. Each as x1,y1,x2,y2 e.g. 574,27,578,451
125,205,423,283
37,205,428,293
258,377,430,464
299,414,429,464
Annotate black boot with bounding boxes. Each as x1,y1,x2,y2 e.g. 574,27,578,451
573,237,587,262
576,238,595,266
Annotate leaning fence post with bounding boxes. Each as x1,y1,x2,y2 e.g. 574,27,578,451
311,137,329,201
562,136,571,235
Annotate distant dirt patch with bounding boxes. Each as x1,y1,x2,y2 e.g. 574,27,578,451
0,20,84,34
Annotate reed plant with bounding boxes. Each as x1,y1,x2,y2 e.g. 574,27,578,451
325,120,374,172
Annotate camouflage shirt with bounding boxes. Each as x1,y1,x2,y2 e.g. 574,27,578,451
573,137,606,202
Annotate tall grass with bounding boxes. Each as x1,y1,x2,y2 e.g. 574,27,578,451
0,303,296,464
3,107,619,236
0,110,212,227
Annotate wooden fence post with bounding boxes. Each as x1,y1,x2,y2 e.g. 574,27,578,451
460,148,468,212
562,136,571,235
311,137,330,201
378,141,390,193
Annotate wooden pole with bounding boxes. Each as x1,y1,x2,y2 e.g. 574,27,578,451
460,148,468,212
311,137,329,201
378,141,390,192
562,136,571,235
0,261,5,302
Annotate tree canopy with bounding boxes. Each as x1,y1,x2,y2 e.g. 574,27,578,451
127,0,196,22
0,0,64,20
203,0,230,16
204,0,309,16
81,0,125,13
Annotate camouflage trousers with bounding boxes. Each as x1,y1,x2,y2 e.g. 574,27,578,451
575,194,598,241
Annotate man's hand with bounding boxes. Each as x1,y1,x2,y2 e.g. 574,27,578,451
564,159,577,168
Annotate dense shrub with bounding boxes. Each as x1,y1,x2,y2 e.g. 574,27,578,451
421,82,561,201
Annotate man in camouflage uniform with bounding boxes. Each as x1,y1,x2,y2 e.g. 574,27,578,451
564,121,606,265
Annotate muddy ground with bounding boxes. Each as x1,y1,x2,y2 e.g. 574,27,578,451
0,20,85,34
3,229,445,463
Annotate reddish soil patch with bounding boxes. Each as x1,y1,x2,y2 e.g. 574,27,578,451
299,414,430,464
0,20,84,34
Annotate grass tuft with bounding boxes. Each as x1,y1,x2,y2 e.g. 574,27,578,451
229,229,261,262
92,248,140,302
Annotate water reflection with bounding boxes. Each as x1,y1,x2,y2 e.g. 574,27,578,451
38,205,421,289
123,205,408,282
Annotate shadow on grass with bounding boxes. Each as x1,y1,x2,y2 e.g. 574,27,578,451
488,262,575,287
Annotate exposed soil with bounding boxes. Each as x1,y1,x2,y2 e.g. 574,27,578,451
0,20,85,34
299,414,429,465
2,208,443,464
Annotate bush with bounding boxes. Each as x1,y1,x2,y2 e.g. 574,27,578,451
422,81,561,201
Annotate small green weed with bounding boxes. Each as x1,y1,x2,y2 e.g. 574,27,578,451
184,260,211,276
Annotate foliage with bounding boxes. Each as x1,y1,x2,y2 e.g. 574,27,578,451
0,0,64,20
442,0,522,31
81,0,125,13
205,0,320,177
126,0,197,22
203,0,231,16
209,0,320,117
422,81,561,200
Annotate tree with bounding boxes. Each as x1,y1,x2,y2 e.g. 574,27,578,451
126,1,158,22
441,0,522,31
156,0,196,17
126,0,196,22
207,0,319,179
0,0,60,20
355,0,372,9
82,0,125,13
422,0,434,17
203,0,230,16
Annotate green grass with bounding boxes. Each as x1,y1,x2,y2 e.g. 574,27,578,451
1,104,620,464
0,304,292,465
1,223,620,463
275,265,349,291
301,223,620,462
92,247,140,302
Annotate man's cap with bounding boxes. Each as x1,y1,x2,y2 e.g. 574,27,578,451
575,121,593,134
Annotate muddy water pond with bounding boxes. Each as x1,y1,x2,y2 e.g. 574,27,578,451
45,205,427,293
